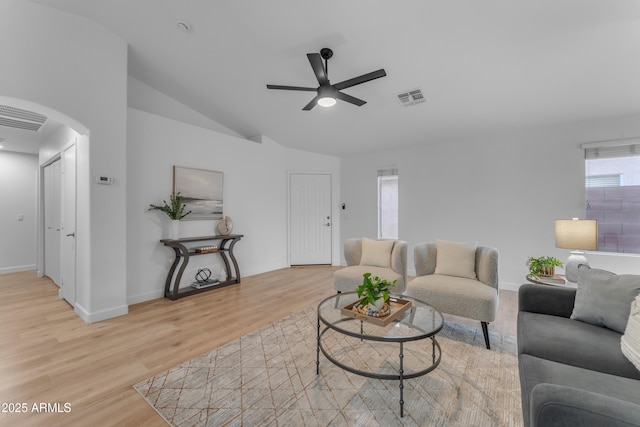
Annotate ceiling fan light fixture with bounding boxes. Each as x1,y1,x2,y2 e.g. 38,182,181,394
317,96,336,107
317,85,337,107
266,47,386,110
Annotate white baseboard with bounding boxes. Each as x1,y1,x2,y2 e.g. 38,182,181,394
499,281,523,292
74,303,129,324
0,265,36,275
127,290,164,305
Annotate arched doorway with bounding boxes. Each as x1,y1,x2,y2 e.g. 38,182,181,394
0,96,88,307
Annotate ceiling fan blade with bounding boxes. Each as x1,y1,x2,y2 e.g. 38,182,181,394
302,95,320,111
336,91,366,107
307,53,329,86
334,69,386,91
266,84,317,91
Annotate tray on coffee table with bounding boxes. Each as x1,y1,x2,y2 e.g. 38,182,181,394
340,296,412,326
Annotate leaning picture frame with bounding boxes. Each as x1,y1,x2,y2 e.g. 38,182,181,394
173,166,223,220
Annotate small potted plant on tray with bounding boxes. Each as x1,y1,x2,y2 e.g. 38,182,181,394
526,256,563,278
354,273,397,317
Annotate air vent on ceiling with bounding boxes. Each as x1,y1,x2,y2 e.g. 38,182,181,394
0,105,48,131
396,88,425,107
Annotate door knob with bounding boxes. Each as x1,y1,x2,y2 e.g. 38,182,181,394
325,223,331,226
66,232,75,237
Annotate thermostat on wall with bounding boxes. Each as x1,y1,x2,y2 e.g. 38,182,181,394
95,176,114,185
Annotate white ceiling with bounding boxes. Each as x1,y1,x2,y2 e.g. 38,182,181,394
13,0,640,157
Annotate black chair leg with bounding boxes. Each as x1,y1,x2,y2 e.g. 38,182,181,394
481,321,490,349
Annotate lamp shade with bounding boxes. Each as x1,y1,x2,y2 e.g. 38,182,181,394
555,219,598,250
317,97,336,107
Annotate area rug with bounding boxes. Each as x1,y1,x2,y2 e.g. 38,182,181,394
134,305,522,426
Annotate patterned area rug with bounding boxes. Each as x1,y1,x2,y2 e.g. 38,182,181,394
134,305,522,426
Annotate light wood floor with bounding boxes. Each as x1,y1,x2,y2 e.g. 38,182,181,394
0,268,518,427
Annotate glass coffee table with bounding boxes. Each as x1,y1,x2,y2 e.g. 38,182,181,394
316,292,444,418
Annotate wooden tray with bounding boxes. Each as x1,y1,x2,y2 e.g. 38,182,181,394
341,297,412,326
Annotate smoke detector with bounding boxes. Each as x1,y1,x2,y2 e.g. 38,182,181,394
396,88,425,107
176,20,192,33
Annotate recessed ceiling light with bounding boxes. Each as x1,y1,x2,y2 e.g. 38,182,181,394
176,20,191,33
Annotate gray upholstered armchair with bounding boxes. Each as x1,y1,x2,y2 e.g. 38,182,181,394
405,241,499,349
333,238,408,294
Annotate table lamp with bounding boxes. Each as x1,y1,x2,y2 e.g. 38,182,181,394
555,219,598,282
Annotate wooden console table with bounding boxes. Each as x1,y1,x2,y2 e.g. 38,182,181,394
160,234,243,300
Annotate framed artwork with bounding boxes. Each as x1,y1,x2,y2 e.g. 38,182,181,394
173,166,223,220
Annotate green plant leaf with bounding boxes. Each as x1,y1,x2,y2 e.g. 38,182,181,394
148,192,191,220
355,273,397,306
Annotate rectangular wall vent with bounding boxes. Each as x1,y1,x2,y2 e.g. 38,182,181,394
0,105,48,132
396,88,425,107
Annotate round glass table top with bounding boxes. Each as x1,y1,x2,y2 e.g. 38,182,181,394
317,292,444,342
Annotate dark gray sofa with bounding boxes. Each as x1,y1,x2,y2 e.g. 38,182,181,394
518,283,640,427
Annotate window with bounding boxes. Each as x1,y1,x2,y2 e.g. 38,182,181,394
378,168,398,239
583,139,640,253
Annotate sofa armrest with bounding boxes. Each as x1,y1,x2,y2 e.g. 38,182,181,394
531,383,640,427
518,283,576,318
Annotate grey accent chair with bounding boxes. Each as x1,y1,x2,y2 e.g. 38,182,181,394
333,238,408,294
405,242,499,349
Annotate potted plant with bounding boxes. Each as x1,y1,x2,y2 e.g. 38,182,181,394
526,256,563,277
148,192,191,219
355,272,397,314
148,192,191,239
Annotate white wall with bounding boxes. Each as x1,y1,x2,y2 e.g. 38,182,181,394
341,114,640,289
128,76,244,139
0,0,128,322
126,109,341,304
0,151,38,273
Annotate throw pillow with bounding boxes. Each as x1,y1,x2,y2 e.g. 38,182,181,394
434,239,478,280
359,238,394,268
621,295,640,372
571,265,640,333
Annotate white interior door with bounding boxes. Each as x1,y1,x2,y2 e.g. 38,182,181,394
61,143,76,306
289,173,332,265
44,158,62,286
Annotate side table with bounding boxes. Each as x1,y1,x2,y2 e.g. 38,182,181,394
161,234,243,300
526,274,577,288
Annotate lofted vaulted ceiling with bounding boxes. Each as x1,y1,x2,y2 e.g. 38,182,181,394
25,0,640,157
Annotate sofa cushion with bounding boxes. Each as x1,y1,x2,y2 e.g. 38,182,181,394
359,238,394,268
622,295,640,372
518,311,640,380
406,274,497,322
571,265,640,333
519,354,640,427
434,239,478,279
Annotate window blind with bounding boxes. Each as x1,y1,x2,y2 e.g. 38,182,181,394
378,168,398,177
586,174,622,188
582,139,640,160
